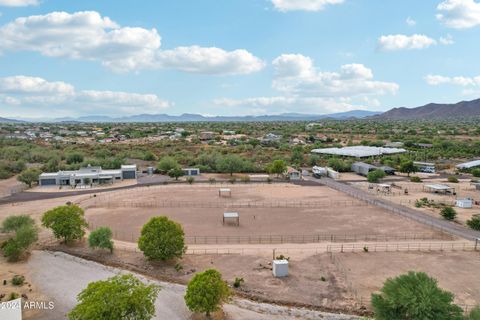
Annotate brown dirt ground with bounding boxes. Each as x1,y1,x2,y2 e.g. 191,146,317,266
334,251,480,306
83,184,445,241
44,241,360,313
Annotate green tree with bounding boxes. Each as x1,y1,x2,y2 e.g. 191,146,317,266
157,156,179,173
88,227,114,253
68,274,160,320
440,207,457,221
466,306,480,320
367,169,386,183
1,216,38,262
184,269,230,319
290,146,304,165
399,160,417,177
467,216,480,231
371,271,463,320
266,159,287,177
168,167,184,180
472,169,480,178
66,152,84,164
138,216,185,261
216,155,245,176
2,215,35,232
17,168,41,188
41,204,88,243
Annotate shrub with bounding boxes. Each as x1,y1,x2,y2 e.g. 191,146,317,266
440,207,457,221
275,254,290,261
8,292,19,301
233,277,244,288
241,175,250,183
167,167,184,181
367,169,386,183
472,169,480,178
174,263,183,272
466,306,480,320
42,204,88,243
467,216,480,231
447,176,459,183
2,215,35,232
12,275,25,286
363,246,369,252
184,269,230,318
320,276,327,282
186,177,194,184
371,271,463,320
68,274,160,320
138,216,186,261
208,178,216,184
410,176,422,183
228,177,236,184
157,156,179,173
88,227,114,253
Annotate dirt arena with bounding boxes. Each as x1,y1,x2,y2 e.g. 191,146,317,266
333,251,480,307
82,184,448,242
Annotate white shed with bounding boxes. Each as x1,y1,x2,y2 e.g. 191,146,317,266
272,260,289,277
456,199,473,209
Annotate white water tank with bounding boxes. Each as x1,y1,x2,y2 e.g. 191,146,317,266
272,260,289,277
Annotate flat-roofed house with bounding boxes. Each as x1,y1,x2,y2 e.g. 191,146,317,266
39,164,137,187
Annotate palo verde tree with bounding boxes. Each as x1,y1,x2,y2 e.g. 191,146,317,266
88,227,114,253
371,271,464,320
440,206,457,221
266,159,287,178
1,215,38,262
138,216,186,261
184,269,230,319
216,155,245,176
17,168,41,188
157,156,179,173
68,274,160,320
41,204,88,243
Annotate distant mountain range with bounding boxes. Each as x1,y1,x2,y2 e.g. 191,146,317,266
374,98,480,120
0,117,24,123
3,98,480,123
9,110,381,123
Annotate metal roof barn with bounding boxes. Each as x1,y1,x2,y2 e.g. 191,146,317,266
311,146,406,158
456,160,480,170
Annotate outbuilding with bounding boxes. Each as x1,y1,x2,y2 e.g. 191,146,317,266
223,212,239,226
286,167,302,180
351,162,377,176
456,199,473,209
272,260,289,277
424,184,455,195
182,168,200,176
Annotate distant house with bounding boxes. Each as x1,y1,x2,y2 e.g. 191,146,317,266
183,168,200,176
351,162,378,176
305,123,323,130
385,141,404,148
39,164,137,187
286,167,302,180
261,133,281,144
413,143,433,149
414,162,436,173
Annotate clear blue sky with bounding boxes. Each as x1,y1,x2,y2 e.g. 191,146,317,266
0,0,479,119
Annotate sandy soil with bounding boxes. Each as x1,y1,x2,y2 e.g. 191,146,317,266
334,251,480,307
83,184,445,242
0,176,26,198
27,250,360,320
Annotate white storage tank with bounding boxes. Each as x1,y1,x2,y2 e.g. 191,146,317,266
272,260,289,277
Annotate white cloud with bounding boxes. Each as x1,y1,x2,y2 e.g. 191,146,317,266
377,34,437,51
0,76,172,115
271,0,344,12
213,54,396,114
439,34,455,44
425,74,480,86
436,0,480,29
156,46,265,75
406,17,417,26
271,54,398,97
0,11,264,74
0,0,38,7
213,96,365,114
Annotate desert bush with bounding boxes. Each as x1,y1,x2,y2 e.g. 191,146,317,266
186,176,194,184
440,207,456,221
233,277,244,288
467,216,480,231
41,204,87,243
410,176,422,183
447,176,459,183
88,227,114,253
11,275,25,286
